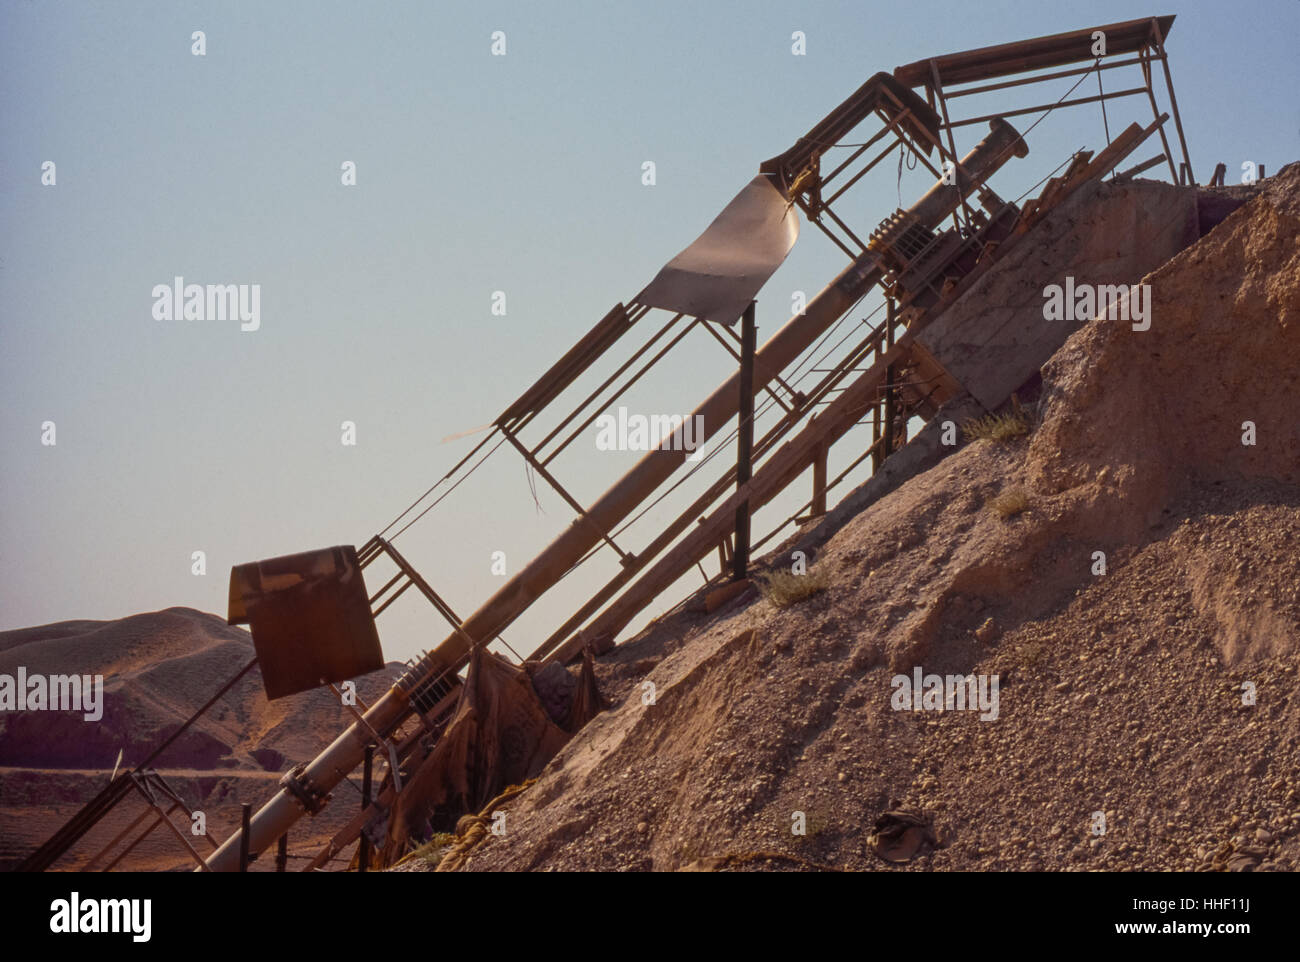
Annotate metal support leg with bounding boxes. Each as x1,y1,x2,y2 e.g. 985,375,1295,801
732,301,756,582
358,744,373,873
812,441,828,516
239,804,251,872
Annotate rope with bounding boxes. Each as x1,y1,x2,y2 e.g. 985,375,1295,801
433,779,537,872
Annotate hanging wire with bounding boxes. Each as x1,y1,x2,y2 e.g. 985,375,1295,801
1012,150,1084,206
894,142,919,211
378,428,500,539
386,434,508,541
1095,57,1111,145
896,147,905,208
524,461,544,514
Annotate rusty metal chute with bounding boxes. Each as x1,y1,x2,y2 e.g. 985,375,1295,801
227,545,383,701
892,15,1177,87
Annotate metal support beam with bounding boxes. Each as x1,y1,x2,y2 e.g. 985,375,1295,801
142,791,211,873
1149,19,1194,185
536,311,692,466
82,804,158,873
567,335,918,650
811,440,828,516
943,54,1148,99
948,87,1149,129
883,295,898,462
503,427,631,563
239,804,251,872
700,319,795,412
1139,51,1179,182
358,744,374,873
884,365,897,461
929,60,977,233
733,302,756,582
19,658,257,872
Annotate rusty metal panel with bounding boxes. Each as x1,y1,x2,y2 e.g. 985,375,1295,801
893,16,1176,88
637,174,799,326
228,545,383,700
760,72,941,190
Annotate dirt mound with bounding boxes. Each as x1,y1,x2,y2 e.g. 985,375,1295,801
0,607,402,770
441,164,1300,872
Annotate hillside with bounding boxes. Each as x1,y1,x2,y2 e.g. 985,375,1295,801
0,607,403,870
446,163,1300,872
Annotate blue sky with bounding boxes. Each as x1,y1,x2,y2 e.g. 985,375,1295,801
2,0,1297,665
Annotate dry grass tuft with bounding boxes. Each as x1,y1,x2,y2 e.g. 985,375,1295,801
400,833,457,866
989,488,1030,518
759,567,831,608
963,410,1031,443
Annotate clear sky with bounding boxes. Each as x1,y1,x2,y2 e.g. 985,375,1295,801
3,0,1297,665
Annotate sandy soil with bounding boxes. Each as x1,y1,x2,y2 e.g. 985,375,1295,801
442,163,1300,872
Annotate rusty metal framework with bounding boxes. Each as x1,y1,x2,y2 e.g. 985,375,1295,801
894,15,1193,184
78,772,221,873
23,16,1198,873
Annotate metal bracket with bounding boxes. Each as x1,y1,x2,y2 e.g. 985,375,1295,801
279,764,331,815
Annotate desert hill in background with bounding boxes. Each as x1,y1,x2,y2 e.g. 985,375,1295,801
0,607,402,870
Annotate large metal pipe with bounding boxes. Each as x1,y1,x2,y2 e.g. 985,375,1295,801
204,117,1025,871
